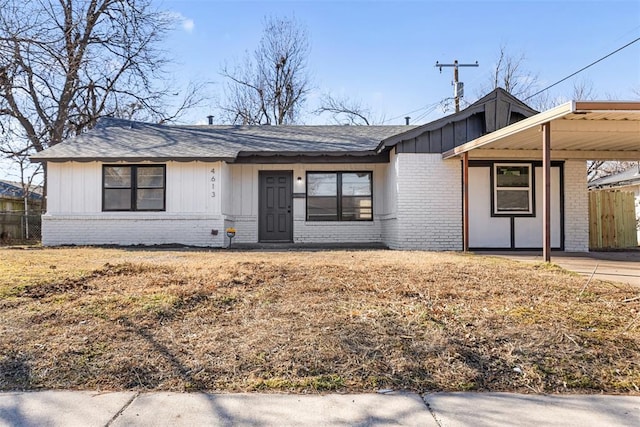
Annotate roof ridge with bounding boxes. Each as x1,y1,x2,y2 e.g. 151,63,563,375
465,87,537,113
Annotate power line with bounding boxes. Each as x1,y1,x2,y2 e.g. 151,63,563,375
412,102,443,123
525,37,640,100
382,100,442,124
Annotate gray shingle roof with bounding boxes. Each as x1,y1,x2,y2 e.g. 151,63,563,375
31,118,417,162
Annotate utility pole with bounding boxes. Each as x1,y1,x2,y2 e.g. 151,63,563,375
435,60,479,112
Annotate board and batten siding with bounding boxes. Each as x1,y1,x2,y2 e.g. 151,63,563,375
222,163,389,244
468,165,562,249
395,114,485,154
380,150,400,246
42,161,225,246
46,161,102,213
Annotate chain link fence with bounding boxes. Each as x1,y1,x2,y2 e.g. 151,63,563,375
0,210,42,241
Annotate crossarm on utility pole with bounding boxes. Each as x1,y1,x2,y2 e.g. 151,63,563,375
435,60,479,112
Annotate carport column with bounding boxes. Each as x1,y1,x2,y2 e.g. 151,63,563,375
542,122,551,262
462,151,469,252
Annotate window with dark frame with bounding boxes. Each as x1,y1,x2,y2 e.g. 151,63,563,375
493,164,532,215
103,165,165,211
306,172,372,221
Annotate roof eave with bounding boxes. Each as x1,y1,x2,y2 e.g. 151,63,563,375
377,106,485,151
237,150,379,157
441,101,576,160
574,101,640,112
30,156,237,163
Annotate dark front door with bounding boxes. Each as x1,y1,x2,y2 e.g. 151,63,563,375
259,171,293,242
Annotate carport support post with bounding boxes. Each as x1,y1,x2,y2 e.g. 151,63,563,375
542,122,551,263
462,151,469,252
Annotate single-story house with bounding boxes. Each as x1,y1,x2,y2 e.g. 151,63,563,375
31,89,640,258
588,165,640,243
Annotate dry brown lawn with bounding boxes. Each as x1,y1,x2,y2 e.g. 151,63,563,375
1,247,639,394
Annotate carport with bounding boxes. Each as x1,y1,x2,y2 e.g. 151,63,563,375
443,101,640,262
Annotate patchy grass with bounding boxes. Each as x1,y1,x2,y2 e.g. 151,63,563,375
1,247,639,394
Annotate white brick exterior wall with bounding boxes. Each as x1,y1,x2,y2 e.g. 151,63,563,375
564,160,589,252
380,214,398,248
384,152,462,250
41,156,591,252
292,198,383,243
293,221,382,243
223,215,258,245
42,214,225,247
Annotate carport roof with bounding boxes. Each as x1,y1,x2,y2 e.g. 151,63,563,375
442,101,640,160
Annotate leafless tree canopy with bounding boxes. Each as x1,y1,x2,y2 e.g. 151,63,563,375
587,161,639,182
487,46,540,100
314,93,377,125
219,16,311,125
572,78,596,101
0,0,202,157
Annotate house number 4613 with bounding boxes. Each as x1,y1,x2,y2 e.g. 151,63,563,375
210,168,216,198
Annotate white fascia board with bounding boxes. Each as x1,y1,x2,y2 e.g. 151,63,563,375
442,101,576,159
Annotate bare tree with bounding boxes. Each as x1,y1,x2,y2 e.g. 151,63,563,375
479,48,636,182
0,0,203,157
484,45,540,101
587,161,606,181
219,16,311,125
572,78,596,100
314,93,384,125
588,161,639,182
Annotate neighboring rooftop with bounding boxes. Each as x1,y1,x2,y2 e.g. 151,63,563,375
589,165,640,188
0,180,43,200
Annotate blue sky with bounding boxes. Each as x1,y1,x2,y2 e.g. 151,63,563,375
161,0,640,125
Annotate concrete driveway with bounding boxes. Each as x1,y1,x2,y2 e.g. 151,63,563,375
479,251,640,287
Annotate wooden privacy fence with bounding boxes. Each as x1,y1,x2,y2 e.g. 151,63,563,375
589,190,638,249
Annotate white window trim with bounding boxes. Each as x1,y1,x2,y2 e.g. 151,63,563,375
493,163,533,215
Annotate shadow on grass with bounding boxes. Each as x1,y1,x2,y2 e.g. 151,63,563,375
336,317,520,392
0,354,32,390
116,317,206,390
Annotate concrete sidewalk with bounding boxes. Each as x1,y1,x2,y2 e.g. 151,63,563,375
0,391,638,426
